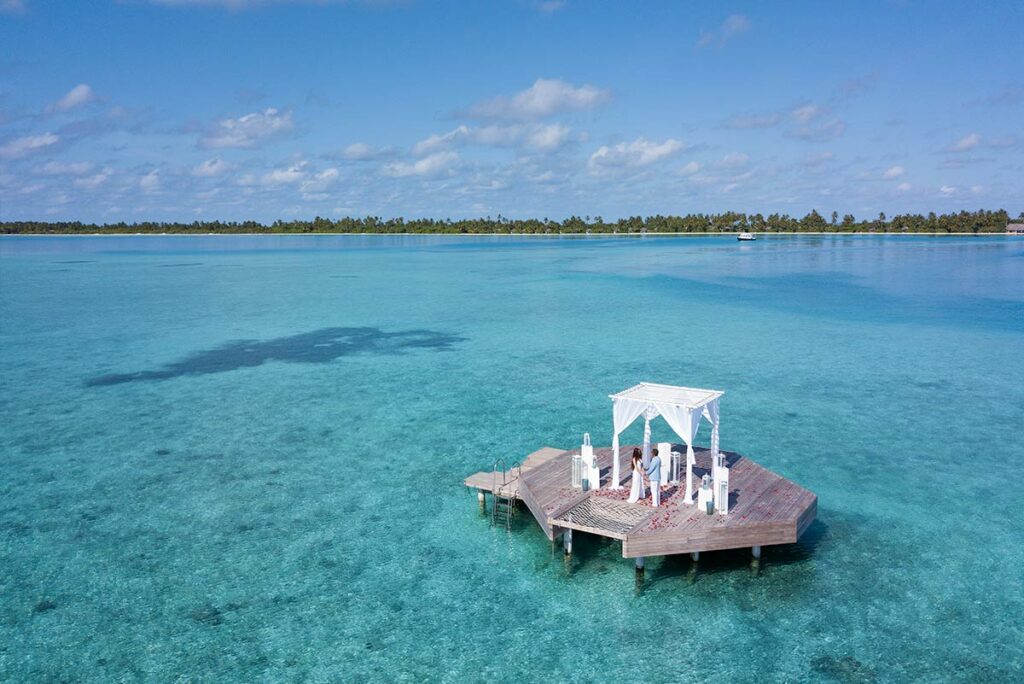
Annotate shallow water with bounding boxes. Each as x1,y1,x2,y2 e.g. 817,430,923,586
1,234,1022,682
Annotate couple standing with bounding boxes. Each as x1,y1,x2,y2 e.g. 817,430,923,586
627,446,662,506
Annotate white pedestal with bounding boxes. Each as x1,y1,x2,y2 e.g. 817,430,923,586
588,461,600,490
657,442,671,483
714,466,730,514
697,485,712,512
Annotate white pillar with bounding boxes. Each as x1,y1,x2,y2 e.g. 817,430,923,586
711,414,720,484
635,556,645,570
691,551,700,561
477,490,485,511
711,416,720,459
611,431,621,489
752,545,761,559
563,528,573,555
684,444,695,504
642,416,652,468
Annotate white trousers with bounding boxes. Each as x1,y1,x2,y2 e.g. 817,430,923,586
650,482,660,507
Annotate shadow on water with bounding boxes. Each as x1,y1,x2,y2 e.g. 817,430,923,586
634,518,830,592
86,326,466,386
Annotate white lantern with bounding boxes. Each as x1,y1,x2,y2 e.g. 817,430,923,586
713,453,729,514
657,442,671,483
581,432,600,490
571,452,583,489
698,474,713,514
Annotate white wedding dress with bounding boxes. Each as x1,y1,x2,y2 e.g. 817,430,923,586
628,461,646,503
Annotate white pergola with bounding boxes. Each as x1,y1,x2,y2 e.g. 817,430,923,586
609,382,723,504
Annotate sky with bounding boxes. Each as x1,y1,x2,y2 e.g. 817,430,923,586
0,0,1021,223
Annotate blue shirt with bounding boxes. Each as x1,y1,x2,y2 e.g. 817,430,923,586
645,455,662,482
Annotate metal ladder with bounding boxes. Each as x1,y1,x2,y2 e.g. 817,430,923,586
490,459,520,529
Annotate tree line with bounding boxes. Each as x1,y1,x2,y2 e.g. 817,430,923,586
2,209,1021,235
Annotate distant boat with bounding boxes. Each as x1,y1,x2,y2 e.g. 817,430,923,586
737,232,756,241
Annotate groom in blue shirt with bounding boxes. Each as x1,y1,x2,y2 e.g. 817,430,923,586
646,447,662,507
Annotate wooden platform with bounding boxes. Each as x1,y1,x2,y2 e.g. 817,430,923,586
465,444,816,559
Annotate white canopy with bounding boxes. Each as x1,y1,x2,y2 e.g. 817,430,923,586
609,382,723,503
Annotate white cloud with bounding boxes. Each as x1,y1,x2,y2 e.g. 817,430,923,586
970,184,984,194
802,151,835,167
949,132,980,152
341,142,391,161
139,170,160,192
0,132,60,159
413,125,472,156
46,84,97,114
939,184,957,196
678,161,701,176
261,161,307,185
300,167,339,196
717,152,749,168
526,123,571,151
791,104,824,123
588,138,684,172
193,158,233,177
696,14,750,49
896,182,912,192
384,151,459,178
35,160,93,176
0,0,26,14
467,78,609,121
412,122,575,155
472,125,525,148
883,165,905,179
199,107,293,149
74,169,112,189
534,1,565,13
788,119,846,142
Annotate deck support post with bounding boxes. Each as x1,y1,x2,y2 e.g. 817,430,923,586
635,556,645,572
691,551,700,562
751,545,761,560
563,528,573,555
477,490,486,512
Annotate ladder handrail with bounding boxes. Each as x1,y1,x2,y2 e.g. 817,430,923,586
490,458,520,529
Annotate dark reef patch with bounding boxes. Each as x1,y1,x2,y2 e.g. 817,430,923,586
86,326,466,386
811,655,877,683
189,604,224,626
33,600,58,614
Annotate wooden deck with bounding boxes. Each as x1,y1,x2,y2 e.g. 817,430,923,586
464,444,816,558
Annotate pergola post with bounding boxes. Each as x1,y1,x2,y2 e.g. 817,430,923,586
711,413,720,459
611,430,621,490
708,400,720,483
642,415,652,468
685,445,695,505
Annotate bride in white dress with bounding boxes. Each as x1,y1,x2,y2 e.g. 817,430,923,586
627,448,646,503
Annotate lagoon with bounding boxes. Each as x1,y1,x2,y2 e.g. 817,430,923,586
1,234,1022,681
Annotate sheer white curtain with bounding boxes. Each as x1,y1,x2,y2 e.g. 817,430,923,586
641,406,658,467
654,401,704,504
610,397,649,489
702,398,720,482
702,399,720,457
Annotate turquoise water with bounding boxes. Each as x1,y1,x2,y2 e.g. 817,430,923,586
2,234,1022,682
